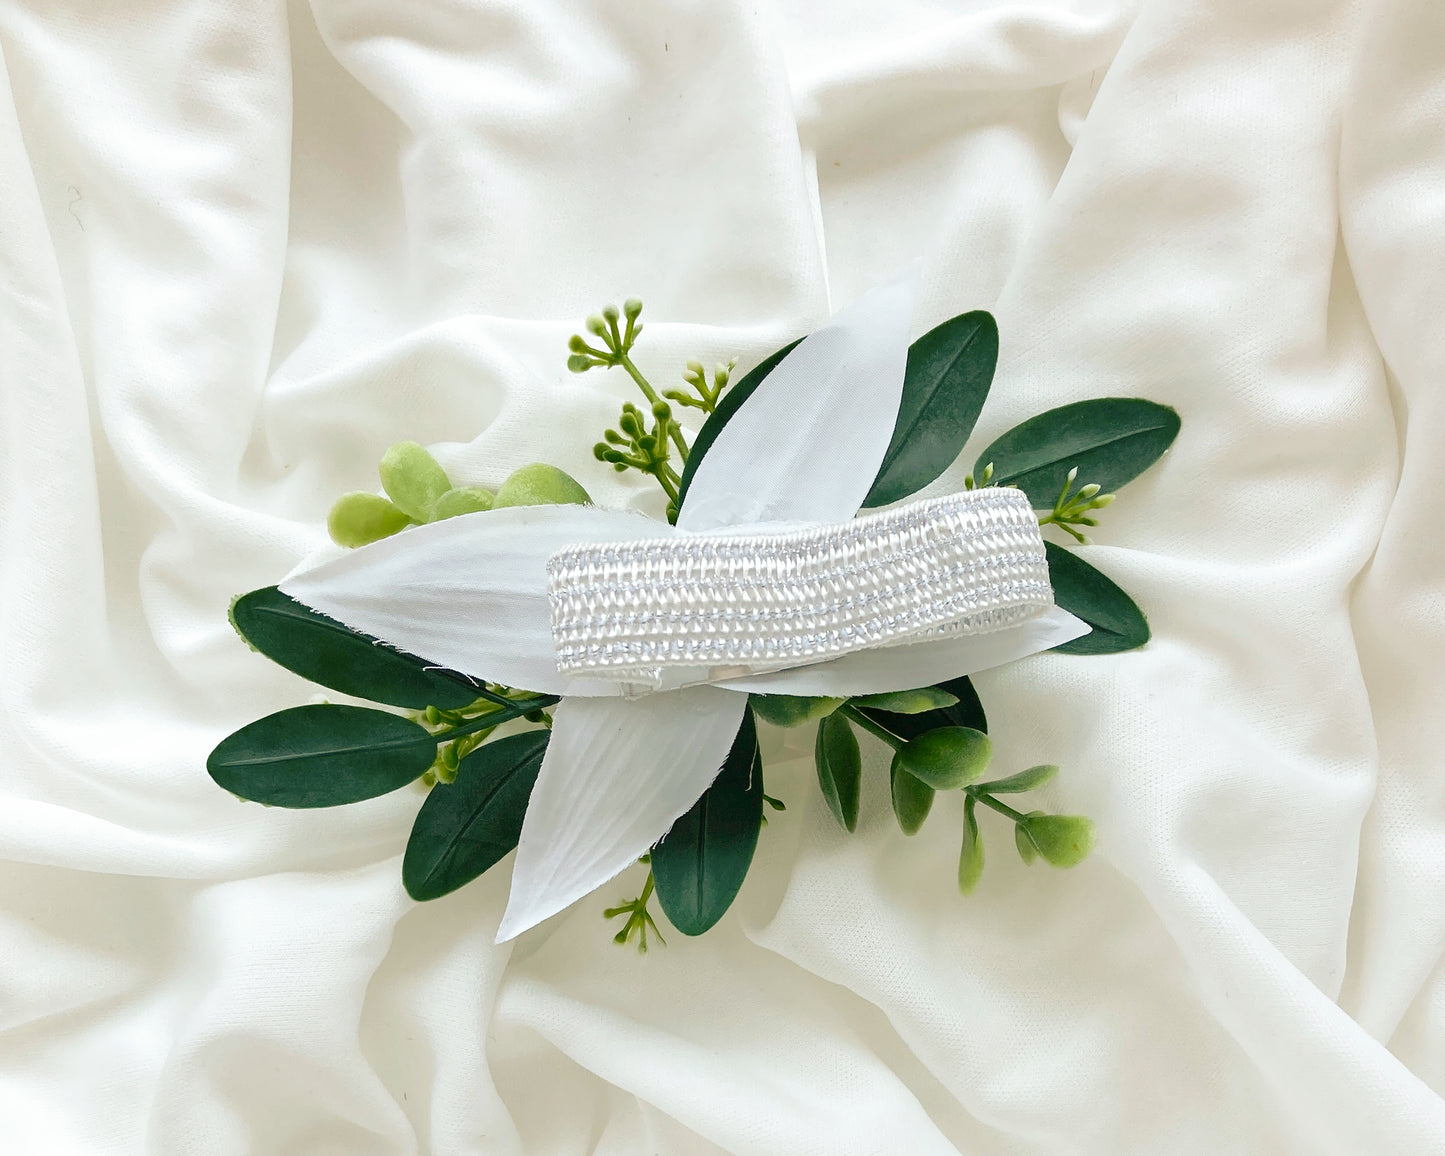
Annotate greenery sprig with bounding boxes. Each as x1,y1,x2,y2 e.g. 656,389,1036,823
208,292,1180,953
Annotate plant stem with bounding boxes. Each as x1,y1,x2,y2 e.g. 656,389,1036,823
619,353,691,460
431,695,559,740
968,789,1028,823
839,704,904,750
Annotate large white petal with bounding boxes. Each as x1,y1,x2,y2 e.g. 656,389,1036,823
676,276,915,532
715,606,1091,696
495,685,748,942
280,504,673,696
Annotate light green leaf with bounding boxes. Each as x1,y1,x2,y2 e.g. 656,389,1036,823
493,463,592,508
402,731,548,901
855,674,987,743
1045,542,1150,655
976,764,1058,794
892,727,992,791
652,710,763,936
1017,814,1096,868
958,795,984,894
380,441,453,522
228,586,481,710
863,311,998,507
1015,819,1039,864
208,704,436,808
850,687,958,714
973,397,1180,508
327,492,412,548
749,694,844,728
814,712,861,832
430,485,494,521
890,765,934,835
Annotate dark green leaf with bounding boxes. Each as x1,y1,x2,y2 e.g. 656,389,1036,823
893,727,992,790
675,340,802,514
976,764,1058,794
856,674,987,743
814,712,862,832
1045,542,1150,654
890,765,934,835
749,693,844,728
402,731,549,901
230,586,481,709
973,397,1180,507
863,311,998,507
959,795,984,894
850,687,957,714
652,710,763,936
208,704,436,808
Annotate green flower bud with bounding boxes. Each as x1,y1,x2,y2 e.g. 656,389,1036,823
567,354,592,373
593,443,608,461
686,359,704,376
1077,483,1101,500
602,304,620,325
586,314,607,337
379,441,452,522
651,400,671,419
492,463,593,508
568,334,589,353
623,298,643,320
327,492,412,548
430,486,494,521
892,727,992,790
1016,814,1095,868
1091,493,1116,508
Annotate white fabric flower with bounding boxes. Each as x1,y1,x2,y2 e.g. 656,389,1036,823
282,281,1088,941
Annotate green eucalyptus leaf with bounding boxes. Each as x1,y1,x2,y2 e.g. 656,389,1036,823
814,712,862,833
229,586,481,709
1045,542,1150,655
652,710,763,936
890,765,934,835
958,795,984,894
1017,813,1096,868
850,687,958,714
976,764,1059,794
380,441,453,522
430,485,494,521
863,311,998,508
973,397,1180,507
208,704,436,808
675,339,802,513
493,463,592,508
402,730,548,901
893,727,992,791
749,694,844,728
857,674,987,743
327,492,412,548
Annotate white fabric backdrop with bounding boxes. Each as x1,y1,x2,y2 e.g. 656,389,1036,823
2,0,1444,1151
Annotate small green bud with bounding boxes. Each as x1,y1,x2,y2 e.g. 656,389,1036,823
651,400,671,419
637,434,656,452
686,359,704,376
892,727,992,790
567,354,592,373
327,492,413,548
1016,814,1095,868
623,298,643,320
379,441,452,522
982,463,994,484
421,770,437,788
493,463,593,508
441,744,460,771
1091,493,1116,508
614,462,628,472
567,334,588,353
602,304,620,325
1076,483,1101,500
586,314,607,337
593,443,608,461
430,486,494,521
423,706,442,725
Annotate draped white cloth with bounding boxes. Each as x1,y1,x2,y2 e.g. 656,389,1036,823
2,0,1444,1151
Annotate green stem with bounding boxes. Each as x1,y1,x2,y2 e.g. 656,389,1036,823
619,353,690,460
840,704,904,750
431,695,559,741
968,789,1028,823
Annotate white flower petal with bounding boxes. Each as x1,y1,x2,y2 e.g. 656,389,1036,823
495,685,748,942
677,276,915,532
280,504,672,696
715,606,1091,696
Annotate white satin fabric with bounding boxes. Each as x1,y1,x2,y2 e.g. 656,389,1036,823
2,1,1444,1152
